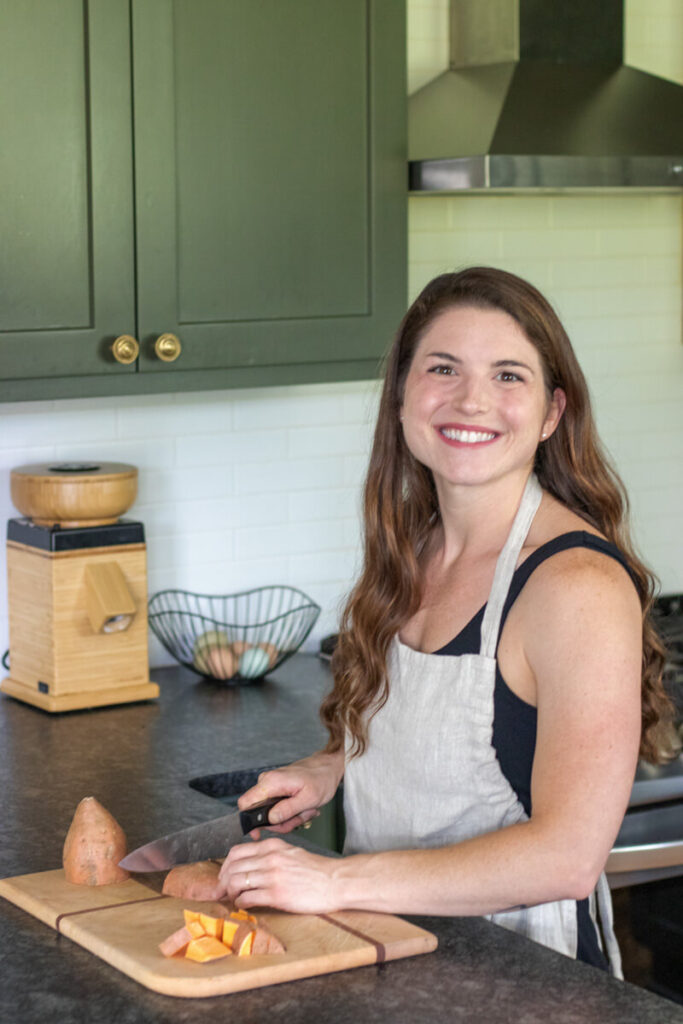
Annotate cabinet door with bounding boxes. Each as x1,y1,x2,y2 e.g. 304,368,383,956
0,0,136,400
132,0,406,383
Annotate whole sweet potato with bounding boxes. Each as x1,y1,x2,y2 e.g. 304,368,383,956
62,797,130,886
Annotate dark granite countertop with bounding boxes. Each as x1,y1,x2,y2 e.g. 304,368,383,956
1,655,682,1024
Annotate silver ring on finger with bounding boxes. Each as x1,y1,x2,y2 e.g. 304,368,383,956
245,874,250,889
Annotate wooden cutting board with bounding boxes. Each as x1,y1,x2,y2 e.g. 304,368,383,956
0,869,437,998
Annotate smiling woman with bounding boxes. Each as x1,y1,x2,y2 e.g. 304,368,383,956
218,267,675,979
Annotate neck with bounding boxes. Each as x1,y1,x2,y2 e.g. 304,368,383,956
432,470,533,567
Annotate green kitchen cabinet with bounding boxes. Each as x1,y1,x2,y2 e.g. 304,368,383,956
0,0,406,402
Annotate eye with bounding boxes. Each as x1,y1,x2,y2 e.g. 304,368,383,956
496,370,523,383
428,363,455,376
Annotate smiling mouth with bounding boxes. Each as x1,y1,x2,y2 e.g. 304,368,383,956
439,427,498,444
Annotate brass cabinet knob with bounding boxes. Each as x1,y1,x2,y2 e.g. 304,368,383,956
112,335,139,364
154,333,182,362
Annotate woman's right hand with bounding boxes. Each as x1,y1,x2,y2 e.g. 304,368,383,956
238,750,344,835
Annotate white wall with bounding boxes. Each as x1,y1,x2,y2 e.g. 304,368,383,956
1,0,682,671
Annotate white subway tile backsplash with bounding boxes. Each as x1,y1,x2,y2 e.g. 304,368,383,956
501,229,600,260
287,422,372,460
288,489,360,523
116,391,233,438
237,519,348,562
450,197,554,231
410,229,503,264
176,429,288,468
408,197,452,233
0,405,116,449
233,387,345,431
598,226,682,258
136,465,234,505
165,527,235,566
235,456,345,495
286,549,360,589
550,257,647,290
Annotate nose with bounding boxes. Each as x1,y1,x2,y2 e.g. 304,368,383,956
455,373,488,415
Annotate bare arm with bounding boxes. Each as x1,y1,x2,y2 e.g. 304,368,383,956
222,552,642,915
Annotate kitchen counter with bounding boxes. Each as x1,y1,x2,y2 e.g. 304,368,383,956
1,656,682,1024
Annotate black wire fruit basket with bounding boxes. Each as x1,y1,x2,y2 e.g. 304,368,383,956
147,586,321,683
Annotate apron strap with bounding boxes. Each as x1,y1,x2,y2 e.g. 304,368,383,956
479,473,543,659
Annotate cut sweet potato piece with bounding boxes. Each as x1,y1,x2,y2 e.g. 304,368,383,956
162,861,227,900
221,918,240,947
231,908,257,923
252,922,286,955
159,925,194,958
233,921,256,956
62,797,129,886
185,936,231,963
199,912,224,938
186,919,206,939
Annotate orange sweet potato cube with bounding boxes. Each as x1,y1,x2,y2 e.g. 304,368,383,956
233,922,255,956
231,908,257,924
222,918,240,948
185,936,232,963
199,912,223,938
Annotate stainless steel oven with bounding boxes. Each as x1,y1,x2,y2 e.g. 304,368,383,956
606,594,683,1002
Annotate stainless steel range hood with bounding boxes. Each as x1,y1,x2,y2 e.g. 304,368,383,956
409,0,683,192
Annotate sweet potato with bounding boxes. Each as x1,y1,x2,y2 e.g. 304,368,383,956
159,925,193,958
159,906,286,962
252,922,286,955
233,921,255,956
62,797,129,886
185,936,232,962
162,861,227,900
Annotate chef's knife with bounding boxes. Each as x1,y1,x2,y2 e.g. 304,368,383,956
118,797,281,872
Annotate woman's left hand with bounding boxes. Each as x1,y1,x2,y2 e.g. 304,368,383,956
219,837,341,914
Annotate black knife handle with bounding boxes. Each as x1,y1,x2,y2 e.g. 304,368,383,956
239,796,282,833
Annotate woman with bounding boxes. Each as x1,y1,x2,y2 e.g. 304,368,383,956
218,267,673,974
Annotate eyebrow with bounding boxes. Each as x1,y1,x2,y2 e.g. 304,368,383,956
425,352,536,374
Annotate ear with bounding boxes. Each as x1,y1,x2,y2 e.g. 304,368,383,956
541,387,566,440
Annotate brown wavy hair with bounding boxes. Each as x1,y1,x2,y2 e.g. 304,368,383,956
321,266,675,764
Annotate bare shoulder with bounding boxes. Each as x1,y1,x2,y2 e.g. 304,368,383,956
522,543,639,618
515,492,641,649
513,545,642,696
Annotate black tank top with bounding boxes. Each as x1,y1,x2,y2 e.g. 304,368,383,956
433,531,635,971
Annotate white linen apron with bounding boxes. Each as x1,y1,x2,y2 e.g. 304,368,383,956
343,473,622,976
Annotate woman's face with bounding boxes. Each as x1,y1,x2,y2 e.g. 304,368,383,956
400,304,565,493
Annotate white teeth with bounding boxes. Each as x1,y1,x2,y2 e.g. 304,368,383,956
441,428,496,443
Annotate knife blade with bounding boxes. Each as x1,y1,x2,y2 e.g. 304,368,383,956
118,797,281,872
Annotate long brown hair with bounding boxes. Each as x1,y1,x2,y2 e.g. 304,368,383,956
321,266,674,764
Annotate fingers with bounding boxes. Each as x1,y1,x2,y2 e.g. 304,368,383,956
218,838,337,914
218,837,281,886
219,838,282,904
238,767,322,832
238,768,298,811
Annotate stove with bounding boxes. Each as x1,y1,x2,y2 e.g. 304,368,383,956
653,593,683,721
